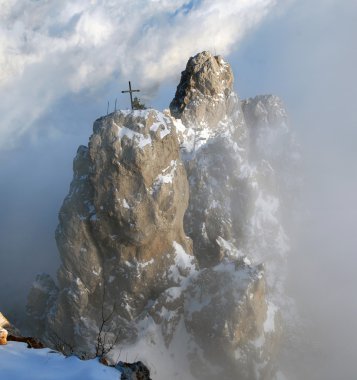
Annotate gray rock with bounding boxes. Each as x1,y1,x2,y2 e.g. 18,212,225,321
170,51,250,267
170,51,235,130
26,274,58,337
27,51,299,379
28,109,195,355
117,361,152,380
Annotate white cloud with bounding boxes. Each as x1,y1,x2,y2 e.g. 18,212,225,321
0,0,277,149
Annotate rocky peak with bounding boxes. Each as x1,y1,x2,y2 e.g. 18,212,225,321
170,51,234,128
26,52,300,380
28,108,196,355
85,109,190,248
242,95,288,129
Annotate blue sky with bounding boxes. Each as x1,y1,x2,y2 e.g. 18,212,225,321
1,4,357,375
0,0,283,302
0,0,352,278
0,0,278,148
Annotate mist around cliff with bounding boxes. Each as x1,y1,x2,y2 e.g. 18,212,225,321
1,1,357,379
0,0,278,316
243,2,357,378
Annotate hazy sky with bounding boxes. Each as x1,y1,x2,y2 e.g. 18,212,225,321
1,1,356,377
0,0,283,310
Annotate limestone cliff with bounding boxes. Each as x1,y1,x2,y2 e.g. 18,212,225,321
27,51,299,380
28,109,194,354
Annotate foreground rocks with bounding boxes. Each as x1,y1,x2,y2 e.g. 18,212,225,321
0,328,7,345
0,312,43,348
0,313,9,344
118,361,152,380
27,51,299,379
0,312,12,335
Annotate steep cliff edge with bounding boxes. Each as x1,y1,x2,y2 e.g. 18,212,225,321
27,51,299,379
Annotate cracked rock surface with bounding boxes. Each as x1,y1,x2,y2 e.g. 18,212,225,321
27,51,299,380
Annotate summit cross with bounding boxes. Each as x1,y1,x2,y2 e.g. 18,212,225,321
121,81,140,110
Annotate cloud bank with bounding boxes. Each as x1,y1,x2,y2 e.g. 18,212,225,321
0,0,276,149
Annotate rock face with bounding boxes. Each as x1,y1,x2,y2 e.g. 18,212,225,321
170,51,234,130
170,52,248,268
29,109,194,355
28,51,299,379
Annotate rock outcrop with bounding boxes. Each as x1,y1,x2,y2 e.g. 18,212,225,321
0,312,20,337
29,109,194,355
0,313,10,330
170,51,234,130
118,361,152,380
28,51,299,379
0,328,7,345
0,312,43,348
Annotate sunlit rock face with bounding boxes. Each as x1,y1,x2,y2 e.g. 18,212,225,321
28,109,194,354
27,51,299,379
170,50,235,130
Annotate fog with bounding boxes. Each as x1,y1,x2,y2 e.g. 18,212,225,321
1,0,357,378
233,1,357,378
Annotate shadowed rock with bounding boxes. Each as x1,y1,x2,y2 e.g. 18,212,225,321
117,361,152,380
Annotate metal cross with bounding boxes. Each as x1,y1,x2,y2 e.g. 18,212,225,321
121,81,140,110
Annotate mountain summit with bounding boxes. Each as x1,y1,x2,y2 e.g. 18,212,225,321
27,52,299,380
